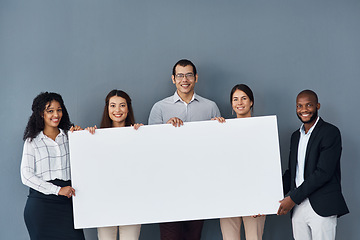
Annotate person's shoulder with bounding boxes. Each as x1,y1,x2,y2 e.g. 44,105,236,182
155,95,173,104
195,94,218,106
290,128,300,140
151,95,173,108
291,128,300,135
31,132,44,142
23,132,42,148
317,118,341,135
320,118,339,129
149,96,174,116
24,137,33,145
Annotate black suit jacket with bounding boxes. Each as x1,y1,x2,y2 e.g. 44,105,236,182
283,118,349,217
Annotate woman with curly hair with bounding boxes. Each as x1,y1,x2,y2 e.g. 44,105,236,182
21,92,85,240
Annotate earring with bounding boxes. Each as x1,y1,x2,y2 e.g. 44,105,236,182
232,109,234,115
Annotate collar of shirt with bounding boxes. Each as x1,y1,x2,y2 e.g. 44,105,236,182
172,91,198,105
37,129,66,141
299,116,320,136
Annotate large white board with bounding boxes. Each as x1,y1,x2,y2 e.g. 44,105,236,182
69,115,283,229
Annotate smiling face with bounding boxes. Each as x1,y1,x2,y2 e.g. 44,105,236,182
108,96,129,127
232,89,253,118
296,93,320,126
43,100,63,130
172,64,198,101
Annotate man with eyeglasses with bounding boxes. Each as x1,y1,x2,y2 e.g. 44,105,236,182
148,59,221,240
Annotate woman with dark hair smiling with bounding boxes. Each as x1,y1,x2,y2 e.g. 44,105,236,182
220,84,266,240
21,92,84,240
86,89,142,240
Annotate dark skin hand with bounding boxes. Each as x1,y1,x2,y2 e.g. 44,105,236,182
58,186,76,198
277,196,296,215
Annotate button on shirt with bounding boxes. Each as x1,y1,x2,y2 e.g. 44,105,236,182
295,117,320,188
148,91,221,124
20,129,71,195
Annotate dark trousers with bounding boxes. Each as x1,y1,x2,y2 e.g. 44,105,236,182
160,220,204,240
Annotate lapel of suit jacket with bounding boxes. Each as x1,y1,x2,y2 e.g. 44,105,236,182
291,130,301,182
304,118,324,170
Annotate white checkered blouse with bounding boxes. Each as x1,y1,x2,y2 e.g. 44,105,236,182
20,129,71,195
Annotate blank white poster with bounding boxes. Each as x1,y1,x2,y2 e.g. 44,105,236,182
69,115,283,229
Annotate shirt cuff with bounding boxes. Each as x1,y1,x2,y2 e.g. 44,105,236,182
51,185,62,195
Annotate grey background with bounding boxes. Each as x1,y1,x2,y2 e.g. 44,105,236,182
1,0,359,239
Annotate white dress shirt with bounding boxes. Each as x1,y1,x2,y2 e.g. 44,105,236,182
20,129,71,195
295,117,320,188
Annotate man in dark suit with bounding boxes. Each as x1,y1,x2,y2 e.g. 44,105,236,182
277,90,349,239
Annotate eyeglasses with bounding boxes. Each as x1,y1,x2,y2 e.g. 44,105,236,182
174,73,195,80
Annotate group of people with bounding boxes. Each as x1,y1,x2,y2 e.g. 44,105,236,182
20,59,348,240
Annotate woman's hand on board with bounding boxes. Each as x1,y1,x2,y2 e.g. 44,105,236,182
132,123,144,130
58,186,76,198
70,125,83,132
85,125,97,134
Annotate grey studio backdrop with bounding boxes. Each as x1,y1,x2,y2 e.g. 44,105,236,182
1,0,359,239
